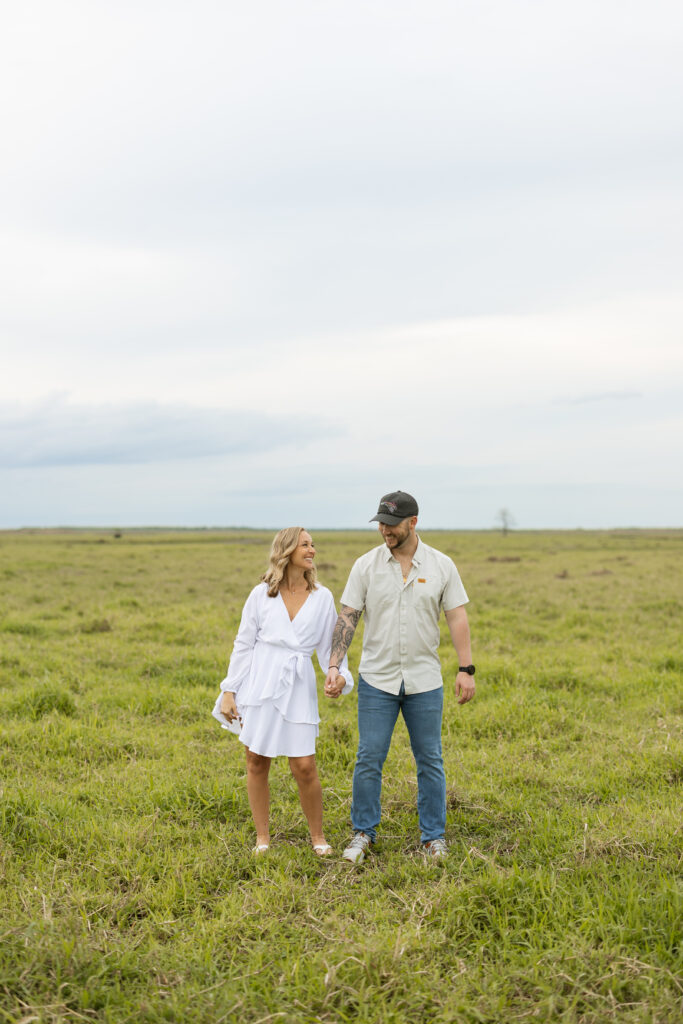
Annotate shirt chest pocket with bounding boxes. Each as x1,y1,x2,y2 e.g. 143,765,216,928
410,579,442,617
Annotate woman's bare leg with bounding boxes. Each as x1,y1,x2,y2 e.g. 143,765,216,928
289,755,327,848
245,748,271,845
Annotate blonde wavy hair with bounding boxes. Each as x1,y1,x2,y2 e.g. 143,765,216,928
262,526,318,597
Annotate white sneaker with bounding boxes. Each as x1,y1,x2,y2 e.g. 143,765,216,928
422,838,447,859
342,832,372,864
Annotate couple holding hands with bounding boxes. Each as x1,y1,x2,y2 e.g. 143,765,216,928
212,491,475,863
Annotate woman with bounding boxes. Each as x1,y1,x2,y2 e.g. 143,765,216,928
212,527,353,855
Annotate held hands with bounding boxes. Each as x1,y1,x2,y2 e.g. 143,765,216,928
324,667,345,699
219,691,241,723
455,671,476,705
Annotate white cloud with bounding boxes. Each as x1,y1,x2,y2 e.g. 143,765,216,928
0,396,339,468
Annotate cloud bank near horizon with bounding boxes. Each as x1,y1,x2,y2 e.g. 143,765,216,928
0,398,338,468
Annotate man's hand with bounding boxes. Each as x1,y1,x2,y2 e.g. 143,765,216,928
324,667,345,699
444,606,474,705
455,671,475,705
324,605,362,699
219,691,240,722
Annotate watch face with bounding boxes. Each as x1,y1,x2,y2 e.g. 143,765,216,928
461,665,475,675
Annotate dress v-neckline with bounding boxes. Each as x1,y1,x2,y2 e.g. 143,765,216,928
279,588,311,623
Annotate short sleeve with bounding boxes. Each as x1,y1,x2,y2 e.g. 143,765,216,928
442,560,469,611
340,558,366,612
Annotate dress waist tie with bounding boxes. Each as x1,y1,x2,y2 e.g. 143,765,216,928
255,641,310,703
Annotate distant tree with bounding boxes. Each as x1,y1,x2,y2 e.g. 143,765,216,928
495,507,515,536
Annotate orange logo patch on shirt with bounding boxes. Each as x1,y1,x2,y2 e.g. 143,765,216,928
417,578,426,583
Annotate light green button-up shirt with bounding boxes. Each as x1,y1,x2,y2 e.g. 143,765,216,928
340,536,469,694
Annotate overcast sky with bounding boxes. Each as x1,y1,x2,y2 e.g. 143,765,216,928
2,0,682,530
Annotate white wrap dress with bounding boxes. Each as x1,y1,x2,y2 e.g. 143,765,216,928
211,583,354,757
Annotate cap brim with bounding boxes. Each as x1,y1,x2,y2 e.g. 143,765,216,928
370,513,404,525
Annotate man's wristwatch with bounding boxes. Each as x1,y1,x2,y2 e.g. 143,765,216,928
458,665,476,675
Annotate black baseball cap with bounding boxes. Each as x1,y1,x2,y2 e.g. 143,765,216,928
370,491,419,525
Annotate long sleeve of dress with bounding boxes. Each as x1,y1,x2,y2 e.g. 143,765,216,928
315,589,354,694
212,586,261,731
219,586,261,697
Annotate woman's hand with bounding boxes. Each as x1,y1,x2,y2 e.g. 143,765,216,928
220,691,240,723
324,668,345,699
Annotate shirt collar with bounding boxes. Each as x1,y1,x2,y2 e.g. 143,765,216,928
380,534,423,566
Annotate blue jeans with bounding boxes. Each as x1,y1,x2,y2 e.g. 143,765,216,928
351,675,446,843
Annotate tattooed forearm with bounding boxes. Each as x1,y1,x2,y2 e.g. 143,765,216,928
329,605,362,665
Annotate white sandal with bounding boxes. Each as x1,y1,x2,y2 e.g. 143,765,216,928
313,843,333,856
253,843,270,855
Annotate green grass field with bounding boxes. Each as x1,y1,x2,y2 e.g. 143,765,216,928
0,528,681,1023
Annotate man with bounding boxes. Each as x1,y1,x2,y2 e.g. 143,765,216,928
324,491,475,862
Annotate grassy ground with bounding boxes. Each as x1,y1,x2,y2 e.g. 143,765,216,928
0,528,681,1023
